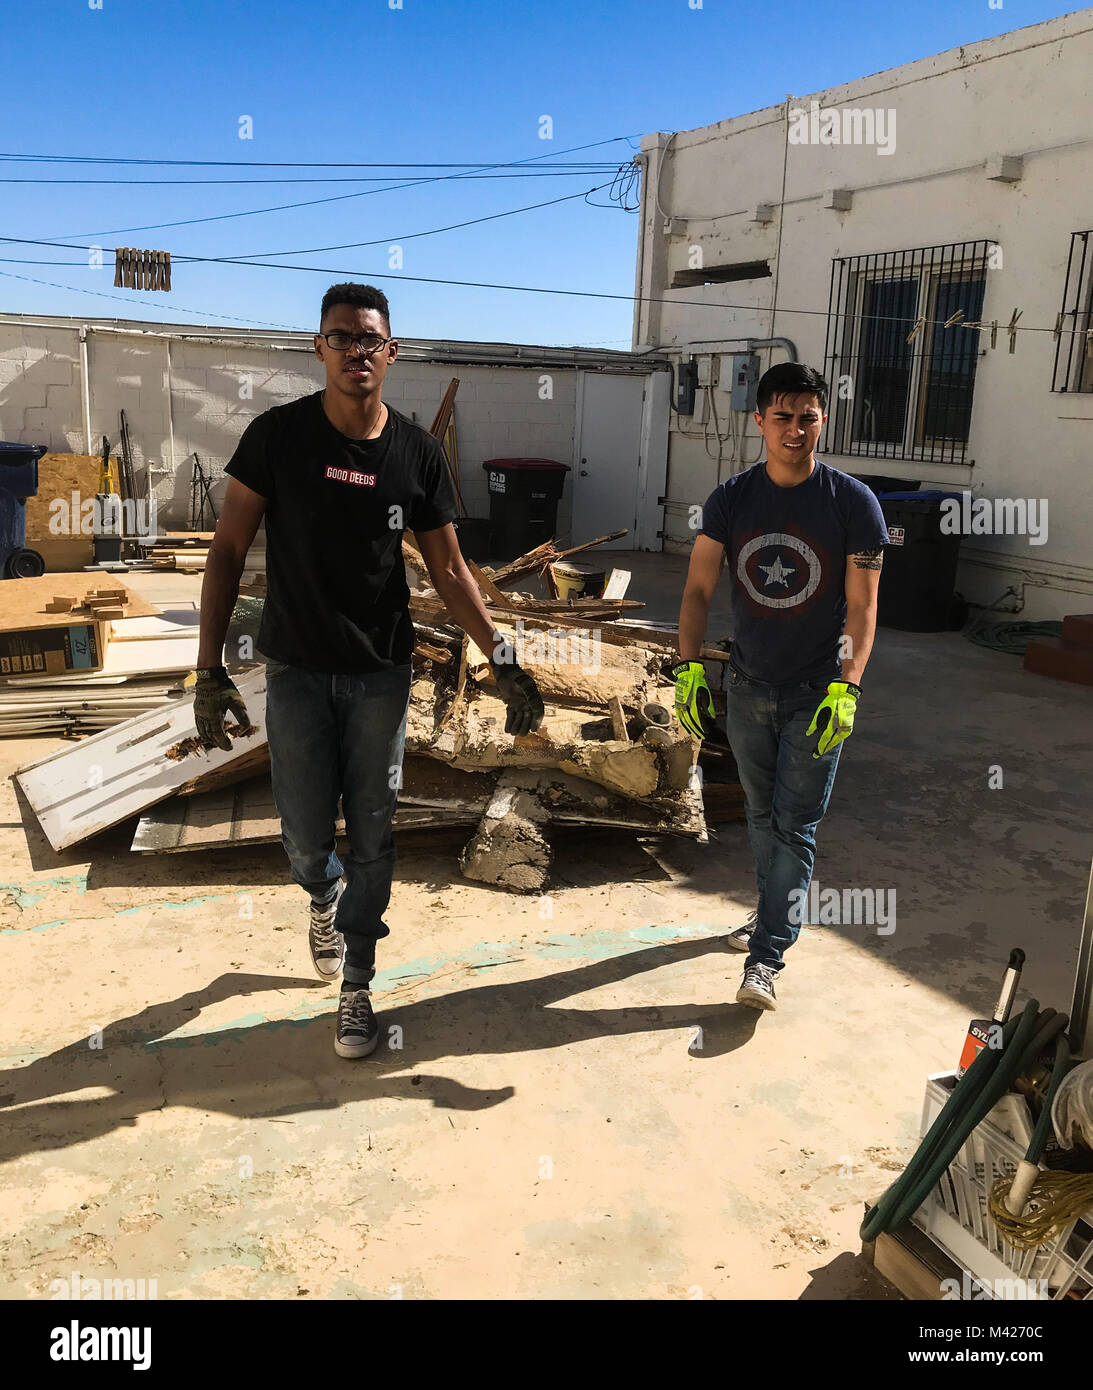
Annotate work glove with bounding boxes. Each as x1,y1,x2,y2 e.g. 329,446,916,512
489,655,545,737
806,680,861,759
193,665,251,752
671,660,715,740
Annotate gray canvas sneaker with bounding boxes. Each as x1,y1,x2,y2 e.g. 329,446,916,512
308,880,345,980
736,962,777,1011
726,908,758,953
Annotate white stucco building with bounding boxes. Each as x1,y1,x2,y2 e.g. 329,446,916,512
633,8,1093,619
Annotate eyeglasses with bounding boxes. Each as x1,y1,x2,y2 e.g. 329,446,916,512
316,332,393,356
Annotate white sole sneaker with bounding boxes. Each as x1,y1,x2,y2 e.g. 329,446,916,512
334,989,379,1058
736,982,777,1011
308,880,345,981
736,965,778,1011
726,910,758,952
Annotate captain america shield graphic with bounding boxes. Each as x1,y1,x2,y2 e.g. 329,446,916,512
736,532,823,610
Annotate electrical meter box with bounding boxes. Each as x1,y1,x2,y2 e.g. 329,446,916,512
728,352,761,411
675,359,698,415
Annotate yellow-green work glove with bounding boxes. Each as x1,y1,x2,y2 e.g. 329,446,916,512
806,680,861,759
671,660,715,740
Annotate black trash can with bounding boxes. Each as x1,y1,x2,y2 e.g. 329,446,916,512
0,441,47,578
876,489,963,631
482,458,570,560
453,516,492,563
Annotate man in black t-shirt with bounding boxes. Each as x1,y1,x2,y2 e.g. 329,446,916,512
194,283,544,1059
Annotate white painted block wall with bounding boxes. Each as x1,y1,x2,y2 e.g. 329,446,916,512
0,322,580,541
635,10,1093,619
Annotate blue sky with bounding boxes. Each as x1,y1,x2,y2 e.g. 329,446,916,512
0,0,1074,346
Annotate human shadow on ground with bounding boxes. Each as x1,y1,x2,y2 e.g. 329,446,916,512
0,934,762,1162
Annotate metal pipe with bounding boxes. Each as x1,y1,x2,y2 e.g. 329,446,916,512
682,336,799,362
78,326,92,454
1070,851,1093,1057
165,338,175,481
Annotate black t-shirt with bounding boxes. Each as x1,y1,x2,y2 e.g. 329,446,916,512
699,460,888,685
225,392,457,672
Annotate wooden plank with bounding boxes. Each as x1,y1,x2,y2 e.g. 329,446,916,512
608,695,630,742
133,757,495,852
863,1221,962,1302
16,666,267,851
465,558,506,605
602,569,632,600
107,615,201,642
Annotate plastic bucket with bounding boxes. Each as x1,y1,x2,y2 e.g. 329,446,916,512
553,561,604,599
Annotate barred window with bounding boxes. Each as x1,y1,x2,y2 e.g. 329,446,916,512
1052,230,1093,393
822,241,991,465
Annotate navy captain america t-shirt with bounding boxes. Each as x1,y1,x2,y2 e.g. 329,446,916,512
699,460,889,685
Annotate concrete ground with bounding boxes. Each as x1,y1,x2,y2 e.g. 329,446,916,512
1,552,1091,1300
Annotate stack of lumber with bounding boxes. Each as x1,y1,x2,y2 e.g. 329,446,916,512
140,532,215,571
15,530,741,889
0,602,200,738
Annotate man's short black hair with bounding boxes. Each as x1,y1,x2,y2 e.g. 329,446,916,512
319,282,391,335
755,361,828,415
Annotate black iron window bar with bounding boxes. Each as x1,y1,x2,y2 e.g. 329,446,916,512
821,240,991,465
1052,230,1093,393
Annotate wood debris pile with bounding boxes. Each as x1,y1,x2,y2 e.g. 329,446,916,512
397,531,713,889
15,532,740,891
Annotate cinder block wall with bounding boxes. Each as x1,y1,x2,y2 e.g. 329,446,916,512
0,321,579,541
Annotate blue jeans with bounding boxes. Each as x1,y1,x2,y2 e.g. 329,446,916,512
264,660,412,987
725,667,843,973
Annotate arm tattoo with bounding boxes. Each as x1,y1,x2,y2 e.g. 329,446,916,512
851,548,884,571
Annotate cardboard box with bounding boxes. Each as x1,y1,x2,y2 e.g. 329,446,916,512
0,622,102,676
0,575,158,677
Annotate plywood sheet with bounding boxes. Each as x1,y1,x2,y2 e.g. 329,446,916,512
132,770,485,853
16,666,267,851
24,453,102,544
0,574,159,632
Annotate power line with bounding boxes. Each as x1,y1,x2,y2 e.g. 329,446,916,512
0,171,619,186
0,180,622,269
0,266,301,330
47,136,642,241
226,183,618,260
0,240,1064,335
0,137,640,168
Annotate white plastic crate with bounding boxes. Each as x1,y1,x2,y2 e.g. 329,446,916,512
909,1071,1093,1300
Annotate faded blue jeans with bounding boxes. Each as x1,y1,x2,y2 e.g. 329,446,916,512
264,660,412,987
725,667,843,973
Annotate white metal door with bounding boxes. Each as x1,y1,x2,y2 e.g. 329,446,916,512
572,372,646,549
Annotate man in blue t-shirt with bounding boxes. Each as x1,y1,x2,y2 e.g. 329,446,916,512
673,362,889,1011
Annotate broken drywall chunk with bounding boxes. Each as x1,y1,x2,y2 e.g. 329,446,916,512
459,777,552,893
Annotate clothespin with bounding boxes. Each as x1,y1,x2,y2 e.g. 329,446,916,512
1007,308,1022,354
1054,312,1063,341
112,246,172,291
990,320,998,349
944,309,965,328
1085,329,1093,359
906,316,927,345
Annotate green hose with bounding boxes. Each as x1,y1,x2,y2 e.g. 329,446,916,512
861,1001,1070,1241
1028,1034,1073,1165
966,620,1061,656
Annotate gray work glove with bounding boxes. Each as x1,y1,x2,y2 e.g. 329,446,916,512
194,665,250,751
489,655,545,737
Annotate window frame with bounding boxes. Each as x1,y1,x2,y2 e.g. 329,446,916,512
822,240,992,465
